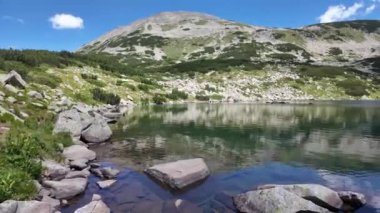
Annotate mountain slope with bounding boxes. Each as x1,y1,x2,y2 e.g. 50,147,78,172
78,12,380,66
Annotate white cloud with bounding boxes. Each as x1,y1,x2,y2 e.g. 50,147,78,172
365,4,376,14
318,2,364,23
49,13,84,30
2,15,24,24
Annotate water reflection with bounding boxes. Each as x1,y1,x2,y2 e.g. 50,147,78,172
94,102,380,173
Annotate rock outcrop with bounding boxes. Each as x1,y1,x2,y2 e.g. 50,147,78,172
145,158,210,189
63,145,96,161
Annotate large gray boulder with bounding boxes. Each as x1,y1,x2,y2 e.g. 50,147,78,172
0,200,52,213
2,70,27,88
43,178,88,199
233,187,329,213
258,184,343,210
63,145,96,161
81,115,112,143
145,158,210,189
53,109,92,137
42,160,70,180
74,194,110,213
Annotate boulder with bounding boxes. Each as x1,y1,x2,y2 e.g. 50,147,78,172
28,91,43,99
233,187,329,213
4,84,18,93
81,115,112,143
69,159,89,170
43,178,88,199
53,109,93,137
145,158,210,189
2,70,27,88
338,191,366,211
258,184,343,210
42,160,70,180
63,145,96,161
97,180,116,189
74,194,110,213
0,200,52,213
65,170,91,179
42,195,60,210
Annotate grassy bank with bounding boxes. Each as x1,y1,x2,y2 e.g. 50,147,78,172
0,112,72,202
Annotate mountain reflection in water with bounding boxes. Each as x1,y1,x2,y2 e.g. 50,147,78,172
82,102,380,212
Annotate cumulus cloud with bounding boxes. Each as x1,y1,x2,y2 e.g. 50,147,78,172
2,15,24,24
365,4,376,14
49,13,84,29
318,2,364,23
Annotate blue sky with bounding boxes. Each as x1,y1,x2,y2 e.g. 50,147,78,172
1,0,379,51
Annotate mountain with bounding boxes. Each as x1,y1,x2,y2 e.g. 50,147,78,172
78,12,380,69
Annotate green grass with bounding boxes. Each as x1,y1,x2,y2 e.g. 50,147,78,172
0,112,73,202
336,79,370,97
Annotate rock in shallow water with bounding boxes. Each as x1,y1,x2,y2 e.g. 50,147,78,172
97,179,117,189
74,194,110,213
81,114,112,143
234,187,329,213
145,158,210,189
133,199,202,213
258,184,343,211
43,178,88,199
338,191,366,211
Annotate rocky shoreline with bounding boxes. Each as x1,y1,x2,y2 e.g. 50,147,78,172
0,97,371,212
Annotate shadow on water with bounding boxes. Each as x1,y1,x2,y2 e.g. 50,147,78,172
63,102,380,212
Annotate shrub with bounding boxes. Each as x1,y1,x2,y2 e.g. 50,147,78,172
268,53,297,61
298,65,346,80
138,84,150,92
125,83,137,91
329,47,343,56
166,89,188,100
81,73,98,80
91,88,121,105
195,94,210,101
152,94,167,105
336,79,370,97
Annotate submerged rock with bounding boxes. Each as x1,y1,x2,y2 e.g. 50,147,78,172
0,200,52,213
91,167,120,179
133,199,202,213
63,145,96,161
258,184,343,210
145,158,210,189
233,187,329,213
43,178,88,199
338,191,366,211
74,194,110,213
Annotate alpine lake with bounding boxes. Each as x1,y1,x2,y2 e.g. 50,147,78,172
62,101,380,212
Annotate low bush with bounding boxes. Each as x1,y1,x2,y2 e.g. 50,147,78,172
0,168,36,202
195,94,210,101
329,47,343,56
91,88,121,105
125,83,137,91
152,94,167,105
336,79,370,97
166,89,188,100
138,84,150,92
298,65,347,80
